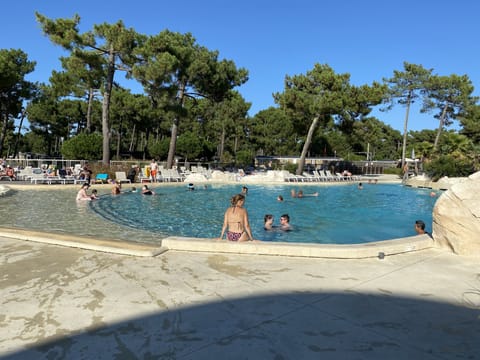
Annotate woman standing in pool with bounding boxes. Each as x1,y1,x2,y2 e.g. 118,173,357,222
219,194,254,242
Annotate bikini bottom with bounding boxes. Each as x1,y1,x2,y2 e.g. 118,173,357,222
227,231,243,241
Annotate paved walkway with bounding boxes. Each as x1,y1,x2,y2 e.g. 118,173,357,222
1,236,479,359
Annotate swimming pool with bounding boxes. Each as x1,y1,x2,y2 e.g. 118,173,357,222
88,183,437,244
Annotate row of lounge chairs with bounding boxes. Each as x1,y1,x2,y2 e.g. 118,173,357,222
138,168,187,183
285,170,361,182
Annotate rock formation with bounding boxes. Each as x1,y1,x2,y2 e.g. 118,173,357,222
433,171,480,256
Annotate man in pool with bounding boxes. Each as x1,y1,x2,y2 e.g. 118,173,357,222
280,214,291,231
414,220,432,238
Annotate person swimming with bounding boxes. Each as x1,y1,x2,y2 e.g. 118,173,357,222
141,184,154,195
264,214,274,230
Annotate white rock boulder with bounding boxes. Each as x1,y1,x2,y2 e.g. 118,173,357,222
433,171,480,256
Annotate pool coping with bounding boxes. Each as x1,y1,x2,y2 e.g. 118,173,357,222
161,235,435,258
0,227,167,257
0,226,435,259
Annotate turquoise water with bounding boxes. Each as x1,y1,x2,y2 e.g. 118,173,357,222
89,184,437,244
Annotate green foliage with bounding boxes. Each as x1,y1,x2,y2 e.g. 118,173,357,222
459,103,480,144
249,107,298,155
61,132,103,160
275,63,386,174
23,132,48,155
424,154,475,181
235,149,254,167
147,138,169,160
0,48,37,156
176,131,204,161
383,167,402,176
283,163,297,174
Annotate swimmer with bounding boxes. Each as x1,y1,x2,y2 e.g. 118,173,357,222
76,183,92,201
264,214,274,230
279,214,291,231
142,184,155,195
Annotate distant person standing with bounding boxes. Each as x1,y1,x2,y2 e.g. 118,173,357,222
150,159,158,182
81,166,92,185
403,162,409,181
127,165,139,183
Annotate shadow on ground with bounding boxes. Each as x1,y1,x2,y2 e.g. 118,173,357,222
2,291,479,360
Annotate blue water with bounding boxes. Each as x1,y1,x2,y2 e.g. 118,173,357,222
89,184,438,244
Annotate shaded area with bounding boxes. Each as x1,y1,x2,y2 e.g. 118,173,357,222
2,291,479,360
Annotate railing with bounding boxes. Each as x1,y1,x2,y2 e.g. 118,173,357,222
3,158,88,170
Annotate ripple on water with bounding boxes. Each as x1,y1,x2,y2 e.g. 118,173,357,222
0,184,438,245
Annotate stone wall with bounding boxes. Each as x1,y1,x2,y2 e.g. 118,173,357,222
433,171,480,257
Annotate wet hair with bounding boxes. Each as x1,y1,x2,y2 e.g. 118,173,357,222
230,194,245,206
280,214,290,222
415,220,426,230
264,214,273,223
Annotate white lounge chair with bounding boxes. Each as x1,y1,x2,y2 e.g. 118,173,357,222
115,171,131,184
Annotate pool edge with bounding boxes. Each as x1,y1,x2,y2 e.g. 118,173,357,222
0,227,167,257
0,226,435,259
161,235,436,259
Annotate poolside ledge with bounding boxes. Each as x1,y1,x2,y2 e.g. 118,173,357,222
161,234,435,259
0,227,167,257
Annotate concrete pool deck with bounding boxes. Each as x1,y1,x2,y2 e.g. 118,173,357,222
1,234,480,359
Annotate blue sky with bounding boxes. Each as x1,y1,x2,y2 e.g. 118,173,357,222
2,0,479,133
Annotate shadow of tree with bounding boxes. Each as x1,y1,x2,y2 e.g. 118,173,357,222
2,291,479,360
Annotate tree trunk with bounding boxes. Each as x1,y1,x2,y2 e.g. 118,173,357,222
296,116,319,175
86,88,94,132
0,106,7,155
167,118,179,169
219,125,225,161
13,109,26,157
433,104,448,151
166,84,186,169
116,116,123,159
401,92,412,169
102,46,116,165
129,123,136,153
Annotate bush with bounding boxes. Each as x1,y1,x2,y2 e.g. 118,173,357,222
424,154,475,181
61,133,103,160
147,138,169,160
383,167,402,176
283,163,297,174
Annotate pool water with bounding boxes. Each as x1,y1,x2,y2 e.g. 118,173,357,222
89,183,437,244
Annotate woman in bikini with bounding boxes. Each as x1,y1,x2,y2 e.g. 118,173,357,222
219,194,254,242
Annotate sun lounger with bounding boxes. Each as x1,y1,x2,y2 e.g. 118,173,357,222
95,173,109,184
115,171,131,184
